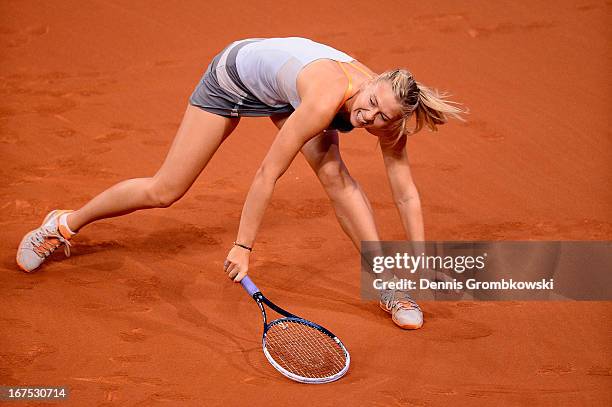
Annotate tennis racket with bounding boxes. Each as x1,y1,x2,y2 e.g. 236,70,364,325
240,276,350,383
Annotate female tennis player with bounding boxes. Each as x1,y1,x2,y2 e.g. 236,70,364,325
16,37,463,330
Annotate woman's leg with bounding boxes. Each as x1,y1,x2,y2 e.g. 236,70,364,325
270,115,379,248
299,131,380,247
68,105,240,231
17,105,238,272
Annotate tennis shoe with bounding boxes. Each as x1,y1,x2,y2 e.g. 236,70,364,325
16,210,74,273
379,289,423,330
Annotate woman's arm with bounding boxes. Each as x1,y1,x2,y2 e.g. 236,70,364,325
380,138,458,289
225,84,343,282
380,137,425,242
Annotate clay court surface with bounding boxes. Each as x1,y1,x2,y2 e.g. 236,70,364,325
1,1,610,406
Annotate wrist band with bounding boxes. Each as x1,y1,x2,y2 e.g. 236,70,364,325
233,241,253,252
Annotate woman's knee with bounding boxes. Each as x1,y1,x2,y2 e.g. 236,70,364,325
144,178,185,208
317,163,354,195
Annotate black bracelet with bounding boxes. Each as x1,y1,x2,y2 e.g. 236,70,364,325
233,241,253,252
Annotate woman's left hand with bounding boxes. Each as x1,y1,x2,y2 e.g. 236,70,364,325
224,245,251,282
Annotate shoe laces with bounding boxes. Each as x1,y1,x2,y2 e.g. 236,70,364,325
383,290,421,314
31,225,71,258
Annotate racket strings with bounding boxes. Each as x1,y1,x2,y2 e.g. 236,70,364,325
265,320,347,379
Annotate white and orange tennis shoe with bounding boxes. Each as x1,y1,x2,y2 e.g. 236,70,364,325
380,289,424,330
16,210,75,273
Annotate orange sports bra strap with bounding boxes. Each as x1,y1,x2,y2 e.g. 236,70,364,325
347,61,374,79
336,61,353,112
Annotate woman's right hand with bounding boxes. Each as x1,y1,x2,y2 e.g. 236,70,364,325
224,245,252,282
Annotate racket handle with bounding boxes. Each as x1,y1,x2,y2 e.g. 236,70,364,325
240,276,260,297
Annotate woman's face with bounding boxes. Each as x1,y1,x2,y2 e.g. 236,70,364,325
349,81,404,132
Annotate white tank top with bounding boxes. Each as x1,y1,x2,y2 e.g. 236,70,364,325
235,37,354,109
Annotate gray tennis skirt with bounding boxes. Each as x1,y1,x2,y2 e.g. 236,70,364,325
189,40,295,118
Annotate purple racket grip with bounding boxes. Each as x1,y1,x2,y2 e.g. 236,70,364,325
240,276,259,297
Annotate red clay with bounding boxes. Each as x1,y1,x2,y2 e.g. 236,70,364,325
1,1,610,406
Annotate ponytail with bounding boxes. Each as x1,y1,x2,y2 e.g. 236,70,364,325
412,82,465,135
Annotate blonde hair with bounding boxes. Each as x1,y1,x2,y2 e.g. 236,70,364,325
374,69,466,145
